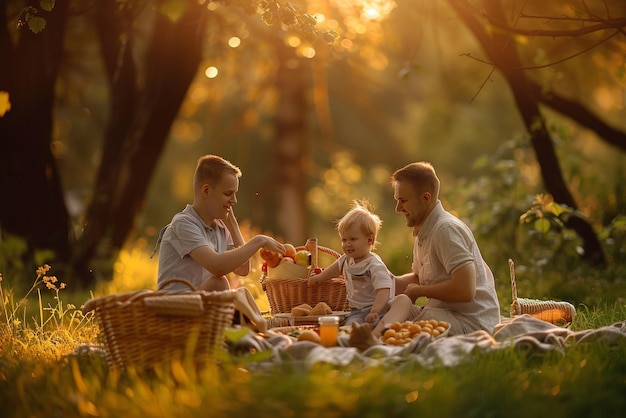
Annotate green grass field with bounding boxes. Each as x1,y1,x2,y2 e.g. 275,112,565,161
1,257,625,418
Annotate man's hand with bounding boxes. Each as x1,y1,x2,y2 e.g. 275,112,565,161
404,283,421,302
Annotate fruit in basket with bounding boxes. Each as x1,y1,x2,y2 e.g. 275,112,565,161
260,249,281,268
281,256,295,264
295,250,311,267
284,243,297,259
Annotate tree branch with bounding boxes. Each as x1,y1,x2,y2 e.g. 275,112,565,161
486,15,626,38
530,80,626,152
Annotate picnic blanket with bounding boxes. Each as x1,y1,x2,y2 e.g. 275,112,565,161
239,315,626,370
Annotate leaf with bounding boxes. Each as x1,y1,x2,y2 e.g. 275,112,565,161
545,201,570,218
224,327,251,343
534,218,551,234
237,348,274,363
0,91,11,117
158,0,188,23
262,11,275,26
613,215,626,228
39,0,55,12
28,16,46,33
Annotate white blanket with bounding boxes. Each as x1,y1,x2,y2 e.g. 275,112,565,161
251,315,626,369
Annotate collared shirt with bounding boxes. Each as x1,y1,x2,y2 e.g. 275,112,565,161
156,204,234,291
412,200,500,333
337,252,395,310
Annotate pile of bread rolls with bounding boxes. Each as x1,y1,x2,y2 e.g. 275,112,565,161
291,302,332,316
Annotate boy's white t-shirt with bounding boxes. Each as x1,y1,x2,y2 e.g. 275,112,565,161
337,253,395,310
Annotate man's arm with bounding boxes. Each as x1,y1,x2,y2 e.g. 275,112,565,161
405,262,476,303
190,235,285,278
394,272,419,296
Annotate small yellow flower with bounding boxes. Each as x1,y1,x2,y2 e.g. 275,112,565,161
66,303,76,310
43,275,58,286
45,282,56,290
59,283,66,289
36,265,51,276
12,319,21,327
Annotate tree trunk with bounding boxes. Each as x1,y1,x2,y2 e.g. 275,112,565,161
449,0,607,266
273,42,310,245
68,1,209,287
0,0,71,276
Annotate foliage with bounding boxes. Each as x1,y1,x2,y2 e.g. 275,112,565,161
16,0,55,33
0,265,97,363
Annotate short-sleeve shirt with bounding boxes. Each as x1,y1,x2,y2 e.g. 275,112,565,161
337,253,395,310
157,204,234,291
412,200,500,333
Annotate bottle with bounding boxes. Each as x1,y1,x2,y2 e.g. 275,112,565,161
318,315,340,347
305,237,318,268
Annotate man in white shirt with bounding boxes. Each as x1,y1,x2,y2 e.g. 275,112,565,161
350,162,500,349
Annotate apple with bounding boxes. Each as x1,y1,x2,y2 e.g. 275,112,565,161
284,243,297,259
281,256,295,263
294,250,311,267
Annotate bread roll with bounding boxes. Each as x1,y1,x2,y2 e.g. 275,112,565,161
310,302,332,316
291,303,313,316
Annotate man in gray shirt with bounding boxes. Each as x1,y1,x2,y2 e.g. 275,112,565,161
156,155,285,292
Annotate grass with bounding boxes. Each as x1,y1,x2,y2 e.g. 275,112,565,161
1,249,625,418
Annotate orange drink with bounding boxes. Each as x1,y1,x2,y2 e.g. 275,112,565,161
318,316,340,347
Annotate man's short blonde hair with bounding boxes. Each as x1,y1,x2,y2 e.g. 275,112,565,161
391,161,440,198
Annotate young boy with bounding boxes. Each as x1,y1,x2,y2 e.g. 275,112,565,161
156,155,285,292
308,200,395,326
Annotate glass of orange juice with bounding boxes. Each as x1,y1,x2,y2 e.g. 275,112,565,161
318,316,340,347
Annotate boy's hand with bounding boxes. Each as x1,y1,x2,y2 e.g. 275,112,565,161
263,237,286,255
365,311,379,324
224,207,239,230
307,268,322,286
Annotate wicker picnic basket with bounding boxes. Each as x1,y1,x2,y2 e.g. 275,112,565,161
259,238,348,315
508,259,576,325
82,278,236,369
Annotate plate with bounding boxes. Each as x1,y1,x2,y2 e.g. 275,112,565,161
274,311,350,323
268,325,318,337
268,325,351,340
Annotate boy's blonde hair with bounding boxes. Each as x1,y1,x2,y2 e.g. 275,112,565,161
336,199,382,250
194,155,242,191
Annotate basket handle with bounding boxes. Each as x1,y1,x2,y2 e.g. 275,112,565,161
158,277,198,291
306,237,318,268
508,259,517,302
